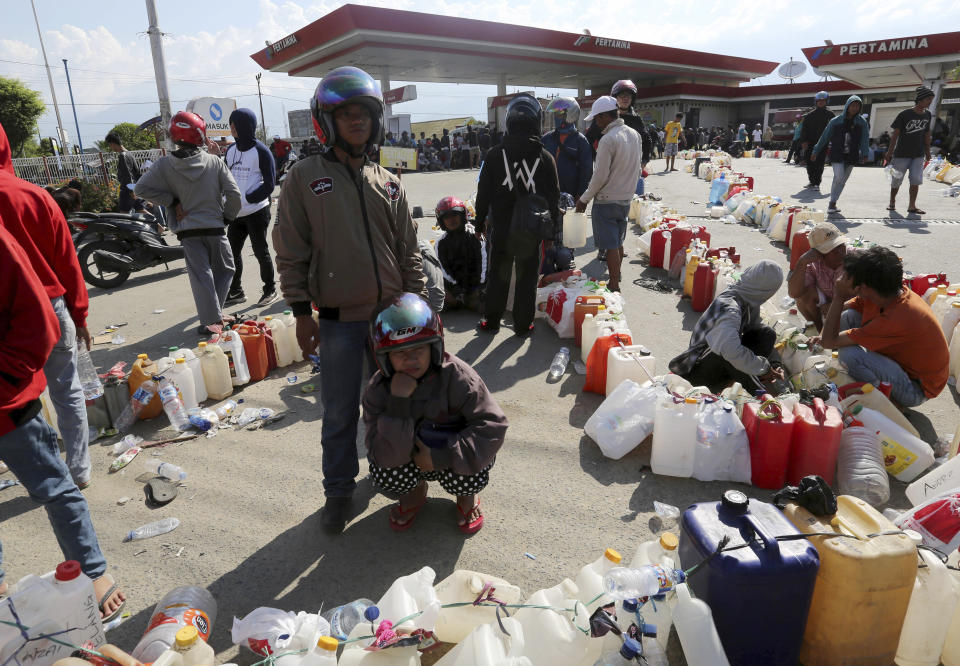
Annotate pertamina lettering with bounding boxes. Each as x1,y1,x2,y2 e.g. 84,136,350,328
270,34,298,54
838,37,929,56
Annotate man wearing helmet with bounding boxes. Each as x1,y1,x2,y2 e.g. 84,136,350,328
272,66,427,533
135,111,242,335
541,97,593,201
801,91,835,190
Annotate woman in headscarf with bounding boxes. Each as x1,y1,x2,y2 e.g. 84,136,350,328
669,260,787,393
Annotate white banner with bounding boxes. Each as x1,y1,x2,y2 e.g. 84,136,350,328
186,97,237,138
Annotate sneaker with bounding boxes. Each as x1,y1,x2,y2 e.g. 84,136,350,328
321,496,352,534
596,250,606,262
476,320,500,334
257,289,280,307
514,323,534,338
224,290,246,306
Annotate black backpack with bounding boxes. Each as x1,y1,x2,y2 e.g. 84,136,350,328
502,150,555,242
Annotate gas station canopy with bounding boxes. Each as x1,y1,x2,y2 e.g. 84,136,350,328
250,4,777,90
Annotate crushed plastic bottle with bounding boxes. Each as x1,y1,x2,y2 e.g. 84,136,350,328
548,347,570,381
653,501,681,523
115,379,158,433
235,407,275,427
124,517,180,542
187,408,219,432
76,346,103,400
284,372,298,385
215,399,238,421
602,565,686,601
144,460,187,481
112,434,144,456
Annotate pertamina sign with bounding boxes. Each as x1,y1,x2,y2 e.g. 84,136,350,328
185,97,237,139
574,35,630,50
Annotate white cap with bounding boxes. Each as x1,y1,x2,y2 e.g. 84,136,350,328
584,96,619,121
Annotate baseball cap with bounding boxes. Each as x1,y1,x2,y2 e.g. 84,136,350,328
584,96,619,121
809,222,847,254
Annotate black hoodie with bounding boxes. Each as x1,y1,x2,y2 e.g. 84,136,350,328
224,108,276,211
801,106,835,146
474,134,561,238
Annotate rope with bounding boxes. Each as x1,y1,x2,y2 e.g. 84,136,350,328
0,610,119,666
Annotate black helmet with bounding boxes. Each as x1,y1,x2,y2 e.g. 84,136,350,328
310,66,385,156
505,93,542,135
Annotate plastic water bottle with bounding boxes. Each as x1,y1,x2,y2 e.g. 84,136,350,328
144,460,187,481
158,377,190,431
836,425,890,505
115,378,158,433
131,586,217,662
112,434,143,455
602,565,686,601
215,399,238,420
76,346,103,400
548,347,570,381
124,517,180,542
321,599,379,641
594,637,641,665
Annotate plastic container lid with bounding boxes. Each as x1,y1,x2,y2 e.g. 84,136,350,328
721,489,749,512
54,560,81,581
620,638,641,659
364,605,380,622
832,351,839,358
137,353,148,360
684,397,699,404
660,533,679,551
604,548,623,563
198,342,207,348
175,626,199,648
169,346,179,352
176,358,186,364
953,302,960,308
265,315,272,320
861,383,875,394
797,343,808,350
317,636,338,652
284,309,292,315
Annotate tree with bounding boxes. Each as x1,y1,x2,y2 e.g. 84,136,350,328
95,122,157,151
0,77,46,158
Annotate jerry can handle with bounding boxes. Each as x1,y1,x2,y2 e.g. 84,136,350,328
812,397,826,424
741,514,781,558
757,397,782,421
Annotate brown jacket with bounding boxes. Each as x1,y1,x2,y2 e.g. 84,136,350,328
273,151,426,321
362,352,508,476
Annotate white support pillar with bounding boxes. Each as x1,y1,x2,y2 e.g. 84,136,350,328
578,81,587,131
380,70,392,123
497,73,507,97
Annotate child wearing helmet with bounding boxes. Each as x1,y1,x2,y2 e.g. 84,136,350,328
363,293,508,534
435,196,484,310
135,111,242,335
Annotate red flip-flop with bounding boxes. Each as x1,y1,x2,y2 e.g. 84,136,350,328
389,499,426,532
456,500,484,535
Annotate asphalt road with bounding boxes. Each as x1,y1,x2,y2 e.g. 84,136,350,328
2,155,957,664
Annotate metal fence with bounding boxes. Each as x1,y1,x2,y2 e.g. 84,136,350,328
11,149,165,187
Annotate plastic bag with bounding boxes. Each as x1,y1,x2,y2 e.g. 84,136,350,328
544,286,579,338
895,490,960,556
585,380,668,459
232,608,329,656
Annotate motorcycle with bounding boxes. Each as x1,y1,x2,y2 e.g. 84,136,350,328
73,212,184,289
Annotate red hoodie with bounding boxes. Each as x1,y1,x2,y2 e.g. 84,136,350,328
0,222,60,438
0,122,89,328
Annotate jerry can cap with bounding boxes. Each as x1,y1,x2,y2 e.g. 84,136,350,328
861,383,875,393
317,636,338,651
659,533,679,551
137,353,148,359
604,548,622,563
721,489,749,512
175,625,199,647
54,560,81,581
175,358,186,364
198,342,207,348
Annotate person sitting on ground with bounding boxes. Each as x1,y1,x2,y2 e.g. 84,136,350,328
669,260,788,394
416,232,446,313
363,293,508,534
435,196,483,310
817,246,949,408
538,242,580,287
787,222,847,331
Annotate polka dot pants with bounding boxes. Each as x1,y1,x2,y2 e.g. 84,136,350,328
368,458,491,497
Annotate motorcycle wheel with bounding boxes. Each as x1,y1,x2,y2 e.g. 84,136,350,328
78,240,131,289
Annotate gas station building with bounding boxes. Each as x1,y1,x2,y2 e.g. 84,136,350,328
252,5,960,144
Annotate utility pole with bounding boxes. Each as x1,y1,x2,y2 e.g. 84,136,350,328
62,59,83,153
145,0,172,146
30,0,67,150
256,73,267,140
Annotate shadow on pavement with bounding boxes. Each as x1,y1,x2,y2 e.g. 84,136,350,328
0,494,43,523
86,266,188,299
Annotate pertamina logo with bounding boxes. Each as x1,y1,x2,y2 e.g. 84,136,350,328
390,326,422,341
573,35,630,50
309,177,333,196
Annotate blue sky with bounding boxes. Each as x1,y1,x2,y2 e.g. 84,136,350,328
2,0,957,149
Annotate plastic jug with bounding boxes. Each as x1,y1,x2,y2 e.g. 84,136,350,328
131,586,217,663
709,173,729,205
841,382,920,437
649,229,670,269
852,405,934,482
563,211,587,248
583,331,632,395
574,295,606,347
951,327,960,385
173,348,207,404
249,319,278,371
0,561,105,666
789,230,812,270
672,583,730,666
691,261,718,312
338,647,421,666
628,533,678,651
941,602,960,666
679,490,819,665
604,345,655,395
651,396,700,478
433,570,522,643
172,626,215,666
584,379,667,460
895,546,960,666
214,329,250,386
513,579,589,666
682,251,700,298
237,324,269,382
932,290,959,321
942,302,960,344
787,398,842,485
130,353,164,420
435,618,526,666
166,358,198,411
782,496,916,666
836,425,890,506
924,283,949,305
767,209,791,242
280,310,304,362
692,400,752,484
196,342,232,400
574,548,622,611
742,395,795,489
266,316,295,367
781,340,813,377
374,567,440,634
800,352,830,389
581,309,628,364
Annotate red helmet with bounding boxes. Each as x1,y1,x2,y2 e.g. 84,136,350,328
611,80,638,98
170,111,206,146
370,293,444,377
435,196,466,222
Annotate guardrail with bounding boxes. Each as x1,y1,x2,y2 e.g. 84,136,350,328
11,149,165,187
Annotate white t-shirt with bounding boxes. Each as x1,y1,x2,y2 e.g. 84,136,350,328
752,129,763,142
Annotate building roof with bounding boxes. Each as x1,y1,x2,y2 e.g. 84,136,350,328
251,4,778,90
632,80,864,102
410,117,476,138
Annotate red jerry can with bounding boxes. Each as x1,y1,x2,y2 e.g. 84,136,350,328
742,395,795,489
666,226,694,269
583,332,632,395
905,272,948,296
247,320,278,371
787,398,842,485
691,262,718,312
650,228,670,269
790,230,812,270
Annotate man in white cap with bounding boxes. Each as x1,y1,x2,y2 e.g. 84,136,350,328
787,221,847,331
575,96,641,292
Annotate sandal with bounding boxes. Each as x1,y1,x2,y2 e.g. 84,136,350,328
456,499,484,535
389,498,426,532
95,574,126,623
908,208,926,215
886,204,896,211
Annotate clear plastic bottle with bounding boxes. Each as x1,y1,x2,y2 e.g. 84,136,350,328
76,345,103,400
144,460,187,481
172,625,215,666
321,599,379,641
115,378,158,433
131,586,217,663
673,583,729,666
112,434,143,456
300,637,339,666
602,565,686,601
836,424,890,506
594,637,641,665
215,399,238,420
158,377,190,431
548,347,570,381
124,517,180,542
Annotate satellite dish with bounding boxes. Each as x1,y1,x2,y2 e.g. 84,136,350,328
812,66,831,81
777,59,808,82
